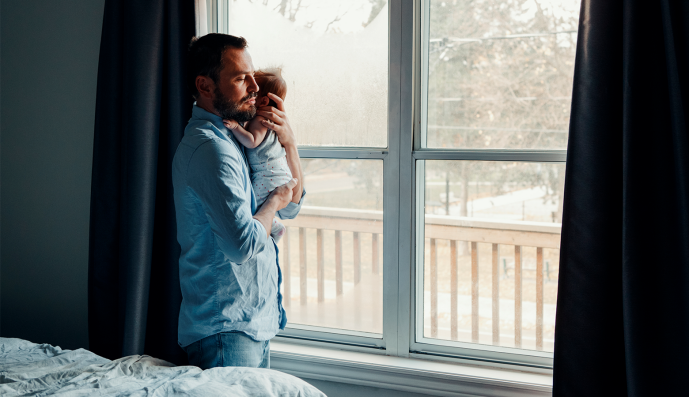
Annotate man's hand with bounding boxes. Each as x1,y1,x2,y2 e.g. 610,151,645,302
253,178,298,237
257,93,296,148
266,178,298,210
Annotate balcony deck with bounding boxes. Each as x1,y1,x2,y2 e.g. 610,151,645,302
279,206,561,352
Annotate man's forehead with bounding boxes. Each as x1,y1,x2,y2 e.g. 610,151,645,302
222,48,254,75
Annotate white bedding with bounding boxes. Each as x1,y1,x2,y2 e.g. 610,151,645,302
0,338,326,396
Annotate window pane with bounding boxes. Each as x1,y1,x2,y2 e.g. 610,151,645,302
223,1,388,148
426,0,580,149
278,159,383,334
421,160,564,352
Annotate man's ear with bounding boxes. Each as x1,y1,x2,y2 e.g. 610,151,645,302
196,76,215,99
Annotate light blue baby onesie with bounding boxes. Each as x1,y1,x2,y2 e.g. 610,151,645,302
246,130,293,206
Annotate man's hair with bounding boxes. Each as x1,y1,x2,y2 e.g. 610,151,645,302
188,34,248,99
255,68,287,107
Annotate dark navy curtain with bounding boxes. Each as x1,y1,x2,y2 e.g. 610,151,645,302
553,1,689,395
88,0,195,365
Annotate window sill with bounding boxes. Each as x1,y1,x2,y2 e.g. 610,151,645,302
271,340,553,397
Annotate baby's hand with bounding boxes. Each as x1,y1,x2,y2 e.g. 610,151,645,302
223,119,239,131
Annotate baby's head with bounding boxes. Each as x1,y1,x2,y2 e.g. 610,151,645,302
254,68,287,108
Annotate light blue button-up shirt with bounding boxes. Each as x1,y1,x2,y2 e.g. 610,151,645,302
172,105,303,347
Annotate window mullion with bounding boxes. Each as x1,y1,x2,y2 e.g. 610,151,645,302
208,0,219,33
412,149,567,162
297,148,387,160
384,0,417,358
416,0,430,151
382,0,402,357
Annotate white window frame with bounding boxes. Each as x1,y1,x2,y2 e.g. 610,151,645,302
210,0,567,373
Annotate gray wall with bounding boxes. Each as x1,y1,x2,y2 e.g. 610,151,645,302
1,0,105,350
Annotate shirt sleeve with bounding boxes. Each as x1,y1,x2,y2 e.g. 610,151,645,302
276,188,307,220
189,141,268,264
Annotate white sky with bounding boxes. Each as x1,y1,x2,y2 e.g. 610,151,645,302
224,0,389,147
253,0,381,34
219,0,580,147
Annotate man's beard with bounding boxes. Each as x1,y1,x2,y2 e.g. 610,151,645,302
213,86,257,122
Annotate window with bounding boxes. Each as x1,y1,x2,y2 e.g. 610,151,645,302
281,158,384,337
216,0,389,348
211,0,579,369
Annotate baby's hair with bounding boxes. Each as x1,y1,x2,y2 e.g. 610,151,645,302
255,68,287,107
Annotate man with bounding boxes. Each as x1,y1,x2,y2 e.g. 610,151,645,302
172,34,304,369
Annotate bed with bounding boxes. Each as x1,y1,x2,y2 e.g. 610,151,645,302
0,337,326,396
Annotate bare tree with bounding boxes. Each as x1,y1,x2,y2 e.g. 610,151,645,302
324,11,348,33
363,0,387,27
426,0,578,222
288,0,302,21
276,0,288,16
271,0,305,24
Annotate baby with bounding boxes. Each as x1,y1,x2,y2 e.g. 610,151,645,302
223,68,292,242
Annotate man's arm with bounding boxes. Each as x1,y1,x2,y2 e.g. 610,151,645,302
283,145,304,204
189,142,269,264
257,93,304,203
253,178,298,237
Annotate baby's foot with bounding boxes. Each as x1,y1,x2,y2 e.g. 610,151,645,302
271,219,286,243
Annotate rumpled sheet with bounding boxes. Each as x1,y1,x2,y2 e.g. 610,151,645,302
0,338,326,396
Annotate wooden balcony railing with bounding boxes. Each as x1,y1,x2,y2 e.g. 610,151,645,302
424,214,560,350
280,206,561,351
281,207,383,307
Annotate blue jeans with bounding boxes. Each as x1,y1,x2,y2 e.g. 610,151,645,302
184,331,270,369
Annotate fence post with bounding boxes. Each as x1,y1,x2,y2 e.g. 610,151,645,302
300,227,307,306
492,243,499,345
372,233,379,275
335,230,343,296
317,229,324,303
536,247,544,350
431,238,438,338
471,241,479,343
353,232,361,284
514,245,522,348
450,240,458,341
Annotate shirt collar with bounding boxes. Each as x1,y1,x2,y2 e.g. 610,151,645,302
190,103,250,167
191,103,225,128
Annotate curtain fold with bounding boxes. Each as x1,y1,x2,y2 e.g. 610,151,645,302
88,0,195,365
553,1,689,395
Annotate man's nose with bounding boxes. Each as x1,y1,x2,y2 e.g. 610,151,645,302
248,75,259,92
